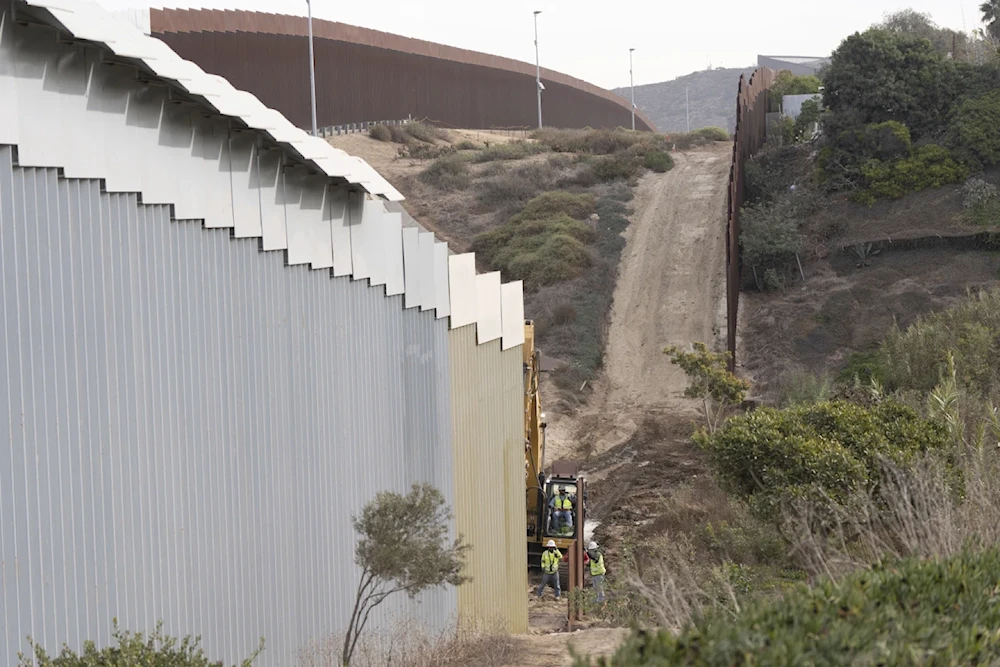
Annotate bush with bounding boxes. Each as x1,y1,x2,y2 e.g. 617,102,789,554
531,127,669,155
509,191,595,224
19,621,262,666
580,154,641,184
691,126,730,142
770,70,822,101
473,214,595,289
856,143,968,203
419,154,471,191
455,140,478,150
949,90,1000,168
404,122,446,143
873,287,1000,396
472,141,548,163
743,144,802,205
475,163,553,210
368,124,392,142
962,177,1000,225
739,197,804,284
585,547,1000,666
643,151,674,173
695,400,949,515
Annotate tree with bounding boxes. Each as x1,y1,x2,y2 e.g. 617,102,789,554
342,483,470,666
663,342,750,433
770,71,821,110
822,29,955,139
984,0,1000,40
19,621,263,667
876,9,968,58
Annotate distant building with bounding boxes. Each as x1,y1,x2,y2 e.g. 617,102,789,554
758,55,831,76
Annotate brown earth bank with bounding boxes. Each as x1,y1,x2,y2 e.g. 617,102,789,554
739,168,1000,401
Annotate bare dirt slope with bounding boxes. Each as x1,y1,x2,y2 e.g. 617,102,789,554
546,144,731,462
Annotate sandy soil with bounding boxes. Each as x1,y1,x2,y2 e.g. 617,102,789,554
508,628,630,667
545,144,732,463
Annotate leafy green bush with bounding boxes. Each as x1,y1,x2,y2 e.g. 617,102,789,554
582,547,1000,666
770,70,822,101
455,139,478,150
473,191,598,290
856,143,968,203
691,126,730,142
472,141,548,162
19,622,262,667
695,400,949,514
368,124,392,142
739,199,803,285
509,191,595,224
962,177,1000,225
419,154,471,191
949,90,1000,168
743,144,803,206
874,287,1000,396
475,163,554,210
643,151,674,173
473,214,595,289
404,121,446,143
792,98,821,140
582,154,641,184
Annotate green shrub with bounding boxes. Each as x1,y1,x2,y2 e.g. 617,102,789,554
404,121,446,143
582,154,641,184
455,139,478,150
388,124,410,143
509,191,595,224
743,144,802,205
949,90,1000,168
642,151,674,173
368,124,392,142
874,287,1000,396
962,177,1000,225
739,197,804,285
419,154,470,191
792,98,822,140
856,143,968,203
583,547,1000,666
695,400,949,514
531,127,668,155
770,70,822,101
692,126,730,142
19,621,262,667
473,213,596,290
472,141,548,163
475,163,553,210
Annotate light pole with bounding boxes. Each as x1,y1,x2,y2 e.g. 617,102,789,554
685,84,691,133
306,0,318,136
534,10,543,129
629,48,636,131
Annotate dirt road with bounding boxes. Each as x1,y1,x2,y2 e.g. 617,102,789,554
546,144,731,462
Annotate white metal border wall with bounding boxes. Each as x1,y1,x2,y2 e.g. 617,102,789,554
0,2,529,664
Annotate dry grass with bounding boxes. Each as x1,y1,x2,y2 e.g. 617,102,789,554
299,619,515,667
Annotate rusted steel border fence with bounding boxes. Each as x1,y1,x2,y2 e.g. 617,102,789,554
727,67,777,371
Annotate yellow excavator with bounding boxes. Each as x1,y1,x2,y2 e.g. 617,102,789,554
524,320,585,588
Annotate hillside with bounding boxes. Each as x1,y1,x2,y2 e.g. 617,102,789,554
614,66,754,133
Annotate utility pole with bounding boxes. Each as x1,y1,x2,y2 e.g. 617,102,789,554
629,48,636,131
685,84,690,133
534,10,543,129
306,0,318,136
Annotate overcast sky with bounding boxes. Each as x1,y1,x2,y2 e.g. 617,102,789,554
96,0,985,89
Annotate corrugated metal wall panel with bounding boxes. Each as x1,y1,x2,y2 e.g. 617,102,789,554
0,145,457,665
152,28,655,132
448,326,528,632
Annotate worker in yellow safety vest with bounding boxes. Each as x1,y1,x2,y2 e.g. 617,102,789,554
585,540,607,603
549,487,574,534
536,540,564,600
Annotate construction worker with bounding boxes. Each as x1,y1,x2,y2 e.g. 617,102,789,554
537,540,562,599
587,540,607,603
549,486,574,534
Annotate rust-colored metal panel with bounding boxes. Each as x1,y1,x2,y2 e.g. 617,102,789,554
726,67,777,371
149,9,655,132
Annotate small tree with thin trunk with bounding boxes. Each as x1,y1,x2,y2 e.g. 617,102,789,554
664,342,750,433
342,483,470,666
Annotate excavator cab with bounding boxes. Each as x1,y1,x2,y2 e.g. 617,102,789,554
544,480,579,538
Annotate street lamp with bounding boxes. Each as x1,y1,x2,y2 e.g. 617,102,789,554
306,0,318,136
534,10,543,129
629,48,636,131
